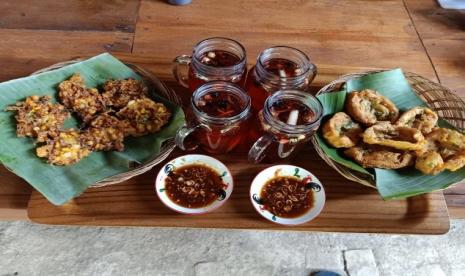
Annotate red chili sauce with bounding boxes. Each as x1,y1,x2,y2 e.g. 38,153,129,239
260,176,314,218
165,164,226,208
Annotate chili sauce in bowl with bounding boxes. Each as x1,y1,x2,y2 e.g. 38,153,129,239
250,165,325,225
156,154,233,214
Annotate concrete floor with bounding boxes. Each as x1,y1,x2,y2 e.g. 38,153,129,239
1,220,465,276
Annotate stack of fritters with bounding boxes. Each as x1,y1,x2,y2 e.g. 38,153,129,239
7,74,171,166
322,89,465,175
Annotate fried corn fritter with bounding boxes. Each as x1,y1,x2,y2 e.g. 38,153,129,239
102,79,148,109
396,107,438,135
346,89,399,125
58,74,105,122
6,95,69,143
363,122,425,151
322,112,363,148
36,129,91,166
117,98,171,137
83,114,125,152
344,144,414,169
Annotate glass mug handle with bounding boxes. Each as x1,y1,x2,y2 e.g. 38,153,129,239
172,55,192,88
248,133,274,163
307,62,318,86
175,124,204,151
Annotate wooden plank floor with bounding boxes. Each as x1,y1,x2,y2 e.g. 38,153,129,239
1,0,465,219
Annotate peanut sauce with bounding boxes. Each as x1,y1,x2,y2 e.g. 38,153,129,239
260,176,314,218
165,164,226,208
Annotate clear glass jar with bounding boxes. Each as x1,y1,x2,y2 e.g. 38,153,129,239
248,90,323,163
245,46,317,112
176,81,252,154
173,37,247,93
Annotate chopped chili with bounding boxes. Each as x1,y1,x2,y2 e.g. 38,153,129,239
165,164,226,208
260,176,314,218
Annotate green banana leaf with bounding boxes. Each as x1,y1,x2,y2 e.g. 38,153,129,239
315,68,465,199
0,53,185,205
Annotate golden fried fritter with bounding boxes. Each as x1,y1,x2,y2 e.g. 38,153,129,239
322,112,363,148
102,79,148,109
58,74,105,122
363,122,425,151
83,113,125,152
344,144,415,169
396,107,438,135
427,127,465,151
117,98,171,137
346,89,399,125
443,151,465,172
6,95,69,142
415,151,444,175
415,128,465,174
36,129,91,166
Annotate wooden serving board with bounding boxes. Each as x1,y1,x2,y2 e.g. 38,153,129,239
28,147,450,234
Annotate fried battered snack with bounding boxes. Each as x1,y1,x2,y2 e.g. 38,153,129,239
427,127,465,151
6,95,69,142
443,151,465,172
117,98,171,137
83,114,125,151
346,89,399,125
322,112,363,148
344,144,415,169
396,107,438,135
415,128,465,174
415,151,444,175
36,130,90,166
363,122,425,151
58,74,105,122
102,79,149,109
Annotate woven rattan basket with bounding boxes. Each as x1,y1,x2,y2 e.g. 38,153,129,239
310,69,465,188
30,59,182,187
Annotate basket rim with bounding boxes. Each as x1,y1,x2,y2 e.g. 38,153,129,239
28,57,182,187
311,68,465,188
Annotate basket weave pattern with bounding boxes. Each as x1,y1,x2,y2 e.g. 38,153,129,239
30,59,182,187
310,69,465,188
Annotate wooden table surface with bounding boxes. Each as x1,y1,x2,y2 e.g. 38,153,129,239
28,149,450,234
1,0,464,222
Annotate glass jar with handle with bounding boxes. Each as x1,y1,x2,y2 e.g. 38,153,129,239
248,90,323,163
176,81,252,154
173,37,247,93
245,46,317,112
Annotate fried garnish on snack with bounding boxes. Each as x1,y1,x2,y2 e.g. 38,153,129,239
345,89,399,126
322,112,363,148
6,95,69,143
36,129,90,166
58,74,105,122
363,122,425,151
344,144,415,169
102,79,149,109
83,113,125,152
117,98,171,137
396,107,438,135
